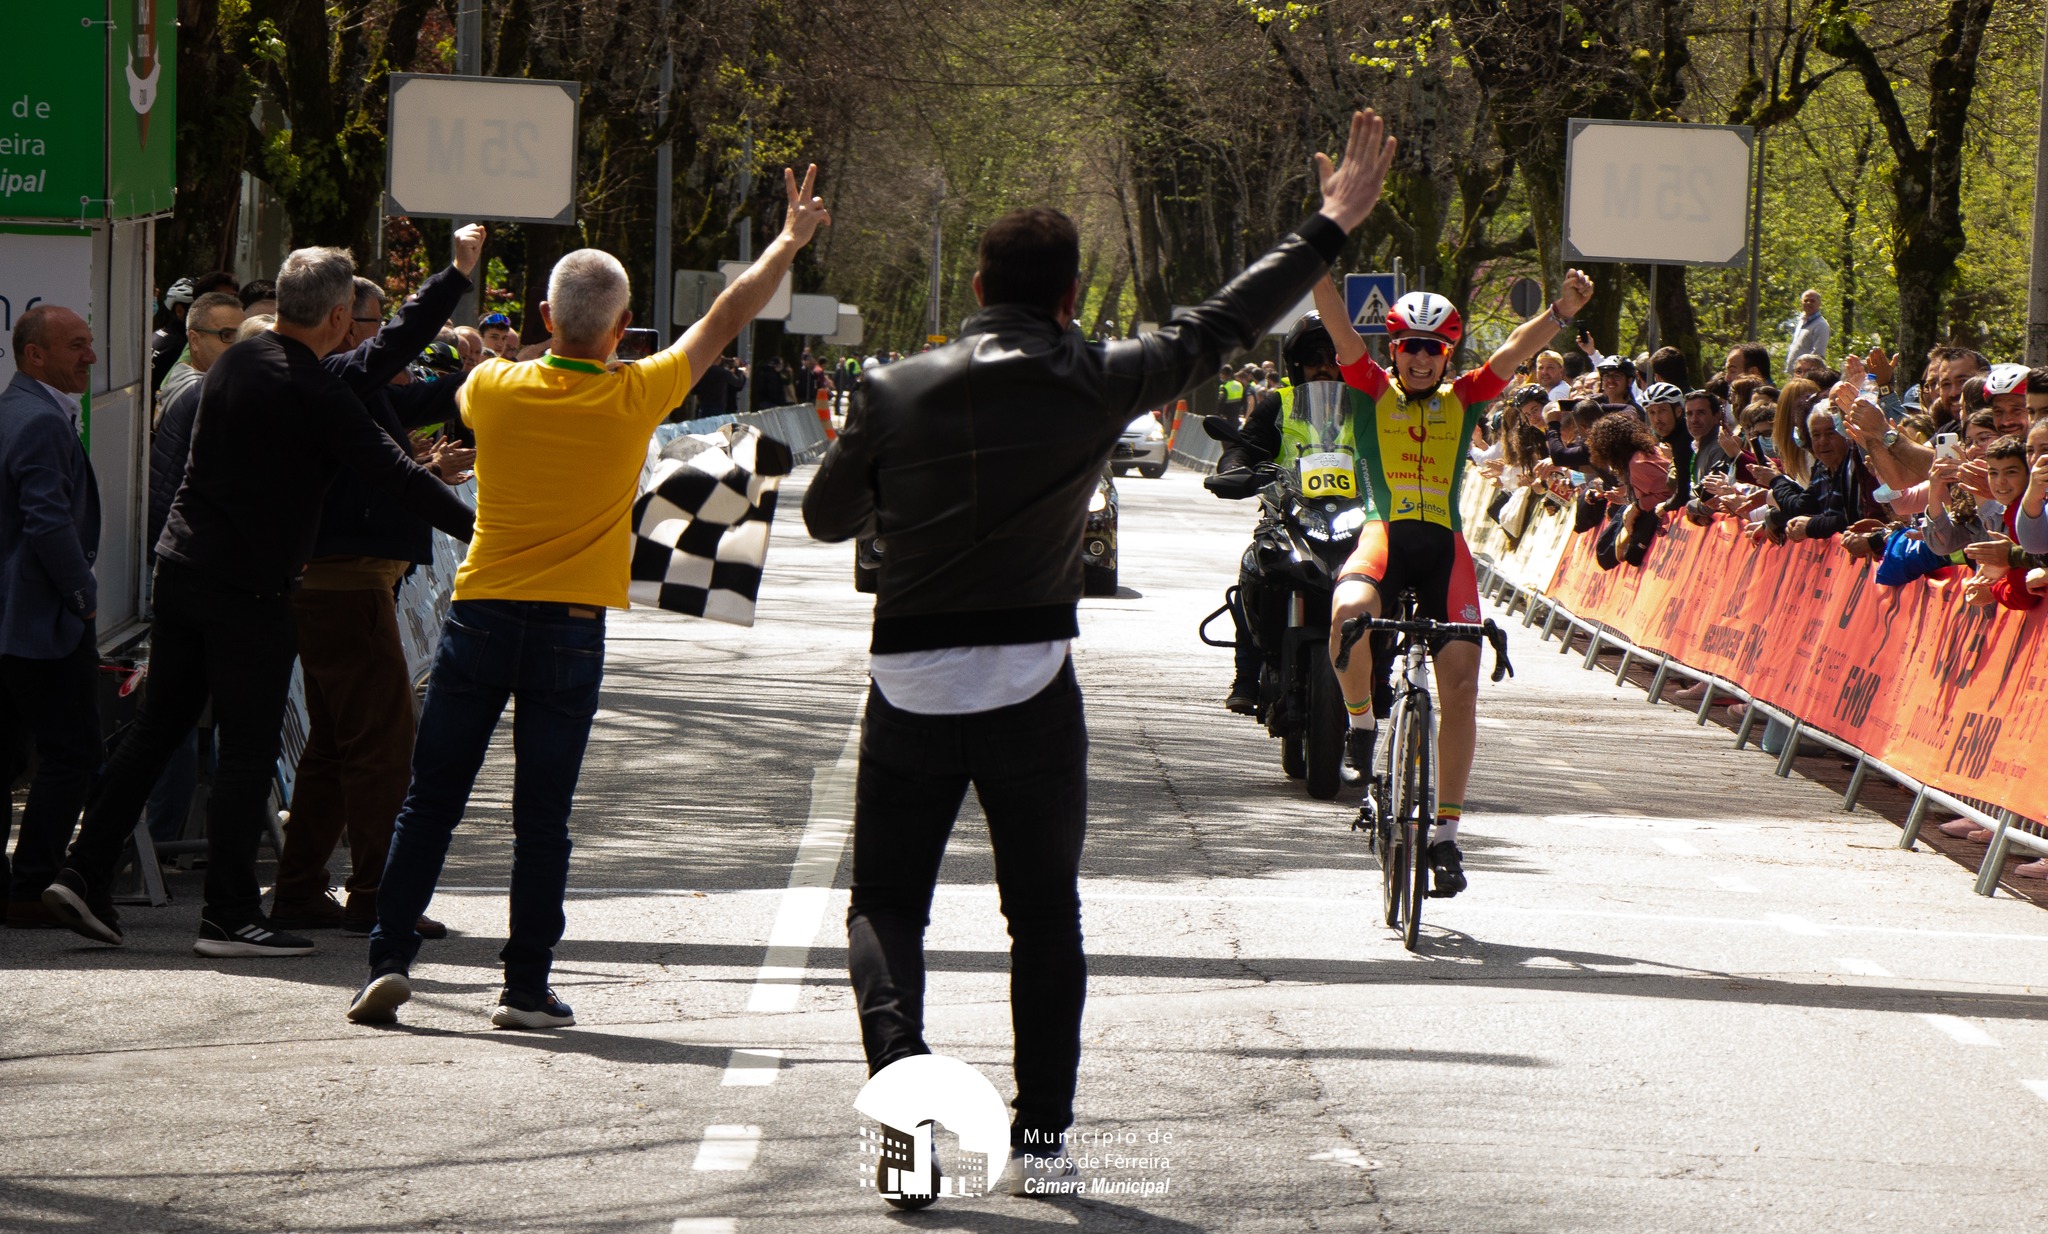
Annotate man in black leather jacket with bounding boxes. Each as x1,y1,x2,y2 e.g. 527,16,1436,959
802,108,1397,1200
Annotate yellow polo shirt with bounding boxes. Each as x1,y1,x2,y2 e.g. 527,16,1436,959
452,349,693,608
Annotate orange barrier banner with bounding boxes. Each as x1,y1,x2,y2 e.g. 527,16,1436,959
1545,518,2048,824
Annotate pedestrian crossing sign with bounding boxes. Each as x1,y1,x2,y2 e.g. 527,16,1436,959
1344,273,1403,336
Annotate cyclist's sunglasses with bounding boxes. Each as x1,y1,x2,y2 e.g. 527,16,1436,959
480,312,512,328
1395,337,1447,357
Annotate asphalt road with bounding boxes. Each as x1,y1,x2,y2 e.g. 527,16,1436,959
5,464,2047,1233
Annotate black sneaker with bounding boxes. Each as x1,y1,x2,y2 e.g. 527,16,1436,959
193,916,317,958
1343,727,1378,778
490,987,575,1029
345,969,412,1024
1225,668,1258,715
1427,840,1467,898
42,869,123,945
1351,777,1383,847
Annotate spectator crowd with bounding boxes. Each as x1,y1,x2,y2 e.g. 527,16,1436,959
1470,291,2048,877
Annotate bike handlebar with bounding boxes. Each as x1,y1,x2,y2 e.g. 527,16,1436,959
1333,614,1515,683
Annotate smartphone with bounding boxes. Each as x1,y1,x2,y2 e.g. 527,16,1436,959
1933,432,1961,460
616,328,660,362
1758,437,1779,460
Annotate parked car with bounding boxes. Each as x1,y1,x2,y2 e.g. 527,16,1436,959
855,470,1120,596
1112,413,1169,478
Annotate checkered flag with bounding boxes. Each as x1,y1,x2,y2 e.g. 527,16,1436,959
628,424,793,625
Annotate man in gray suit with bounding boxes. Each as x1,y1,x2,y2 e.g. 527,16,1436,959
0,305,103,927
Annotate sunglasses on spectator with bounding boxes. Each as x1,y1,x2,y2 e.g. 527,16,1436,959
1396,338,1447,357
481,313,512,328
353,315,383,324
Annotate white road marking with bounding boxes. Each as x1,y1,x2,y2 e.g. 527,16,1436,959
1713,876,1761,893
1918,1015,1999,1047
1656,838,1702,857
1765,912,1829,937
747,726,861,1013
1308,1146,1382,1169
692,1125,763,1171
671,1221,739,1234
1836,957,1895,978
721,1048,784,1087
2023,1080,2048,1104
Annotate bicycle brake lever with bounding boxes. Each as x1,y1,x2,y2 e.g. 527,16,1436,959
1334,616,1366,670
1483,620,1514,682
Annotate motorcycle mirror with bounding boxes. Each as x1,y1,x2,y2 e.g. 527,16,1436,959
1202,415,1245,445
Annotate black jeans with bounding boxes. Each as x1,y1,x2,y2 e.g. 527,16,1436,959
66,560,298,922
847,659,1089,1147
1,621,101,901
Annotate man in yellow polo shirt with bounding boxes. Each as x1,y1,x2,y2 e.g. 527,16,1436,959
348,167,832,1029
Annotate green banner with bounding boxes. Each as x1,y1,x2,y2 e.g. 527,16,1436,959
108,0,175,216
0,0,173,220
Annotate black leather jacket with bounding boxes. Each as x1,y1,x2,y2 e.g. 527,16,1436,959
803,215,1347,654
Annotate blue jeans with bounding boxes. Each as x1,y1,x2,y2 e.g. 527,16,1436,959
369,600,604,993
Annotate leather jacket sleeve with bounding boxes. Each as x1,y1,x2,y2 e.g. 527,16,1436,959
1100,215,1345,420
802,377,876,543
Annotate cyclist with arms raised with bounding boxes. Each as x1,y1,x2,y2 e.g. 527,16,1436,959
1309,268,1595,896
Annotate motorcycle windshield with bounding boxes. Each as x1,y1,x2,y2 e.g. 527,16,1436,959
1290,381,1353,456
1289,381,1359,504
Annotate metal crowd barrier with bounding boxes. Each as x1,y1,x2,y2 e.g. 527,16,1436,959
1169,426,1222,474
1469,553,2048,899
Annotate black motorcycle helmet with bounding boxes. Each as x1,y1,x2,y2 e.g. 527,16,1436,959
1281,312,1337,386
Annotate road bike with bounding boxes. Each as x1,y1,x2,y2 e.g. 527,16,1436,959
1335,592,1512,950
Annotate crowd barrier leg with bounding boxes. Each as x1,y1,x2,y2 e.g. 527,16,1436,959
1647,656,1671,704
1582,628,1605,669
1733,705,1759,750
1974,810,2020,896
1612,646,1633,684
1842,758,1872,812
1899,789,1930,850
126,819,168,906
1540,606,1561,641
1522,595,1543,628
1773,720,1803,776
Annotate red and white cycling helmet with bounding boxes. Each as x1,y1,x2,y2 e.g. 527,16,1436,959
1985,362,2029,396
1383,291,1463,347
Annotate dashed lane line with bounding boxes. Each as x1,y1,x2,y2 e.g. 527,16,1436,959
747,725,861,1013
721,1049,784,1087
1917,1014,2000,1047
1837,957,1895,978
1655,837,1703,857
671,1222,739,1234
692,1126,764,1171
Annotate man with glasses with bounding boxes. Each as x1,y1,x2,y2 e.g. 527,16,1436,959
151,294,245,554
1308,269,1595,897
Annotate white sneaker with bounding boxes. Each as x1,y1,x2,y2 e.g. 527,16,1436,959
999,1147,1082,1196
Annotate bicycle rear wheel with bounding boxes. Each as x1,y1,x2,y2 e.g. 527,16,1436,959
1400,693,1433,951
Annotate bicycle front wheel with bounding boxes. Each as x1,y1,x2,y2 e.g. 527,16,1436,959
1400,692,1433,951
1380,710,1406,930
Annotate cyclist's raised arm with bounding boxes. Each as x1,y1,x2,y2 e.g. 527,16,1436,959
1484,268,1595,382
1311,276,1367,366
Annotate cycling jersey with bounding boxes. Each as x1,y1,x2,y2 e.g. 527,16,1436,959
1336,356,1509,530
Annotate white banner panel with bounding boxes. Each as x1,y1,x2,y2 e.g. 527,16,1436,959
385,75,580,224
1563,119,1753,267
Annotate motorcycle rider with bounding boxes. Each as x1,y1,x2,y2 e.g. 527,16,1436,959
1310,268,1596,896
1205,314,1351,714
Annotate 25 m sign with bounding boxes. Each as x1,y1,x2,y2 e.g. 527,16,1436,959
384,75,581,226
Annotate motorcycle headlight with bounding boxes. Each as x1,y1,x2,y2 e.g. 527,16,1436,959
1088,487,1109,514
1331,508,1366,537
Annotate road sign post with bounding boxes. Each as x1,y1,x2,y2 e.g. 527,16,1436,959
1343,273,1404,335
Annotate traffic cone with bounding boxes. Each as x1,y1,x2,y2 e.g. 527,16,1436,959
815,388,836,441
1167,399,1188,449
